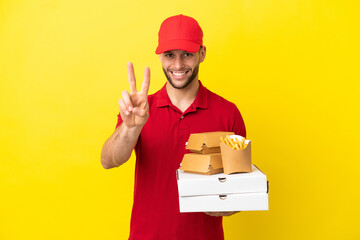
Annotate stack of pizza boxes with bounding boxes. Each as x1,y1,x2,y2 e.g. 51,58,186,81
177,132,269,212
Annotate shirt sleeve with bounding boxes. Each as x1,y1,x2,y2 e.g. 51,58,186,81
232,105,246,138
115,113,123,129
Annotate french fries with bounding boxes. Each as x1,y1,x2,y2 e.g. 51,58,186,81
220,135,248,150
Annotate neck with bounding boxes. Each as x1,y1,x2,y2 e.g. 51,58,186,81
166,79,200,113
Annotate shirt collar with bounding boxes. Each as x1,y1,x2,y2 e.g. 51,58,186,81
155,80,208,109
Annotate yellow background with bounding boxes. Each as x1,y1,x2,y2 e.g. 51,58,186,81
1,0,359,239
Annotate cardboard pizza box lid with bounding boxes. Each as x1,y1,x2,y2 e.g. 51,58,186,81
177,164,267,196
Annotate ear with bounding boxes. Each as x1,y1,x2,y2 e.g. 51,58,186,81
158,54,162,62
199,46,206,63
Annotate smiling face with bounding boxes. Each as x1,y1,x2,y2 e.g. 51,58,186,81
159,47,206,89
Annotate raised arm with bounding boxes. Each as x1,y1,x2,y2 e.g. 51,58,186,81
101,62,150,169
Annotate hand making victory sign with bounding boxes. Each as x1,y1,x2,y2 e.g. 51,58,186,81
118,62,150,128
100,62,150,169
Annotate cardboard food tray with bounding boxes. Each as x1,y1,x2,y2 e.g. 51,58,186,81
220,136,251,174
186,131,234,154
180,153,223,175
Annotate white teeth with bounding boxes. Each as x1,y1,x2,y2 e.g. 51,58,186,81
172,72,185,76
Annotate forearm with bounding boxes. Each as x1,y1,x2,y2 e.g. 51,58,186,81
101,123,142,169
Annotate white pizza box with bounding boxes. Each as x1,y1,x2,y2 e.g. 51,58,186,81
177,164,267,197
179,192,269,212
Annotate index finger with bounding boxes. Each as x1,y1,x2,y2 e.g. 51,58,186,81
127,62,137,93
140,66,150,94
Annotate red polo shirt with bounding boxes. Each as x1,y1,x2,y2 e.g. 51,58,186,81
116,81,246,240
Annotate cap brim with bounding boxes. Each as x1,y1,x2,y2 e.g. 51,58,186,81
155,39,201,54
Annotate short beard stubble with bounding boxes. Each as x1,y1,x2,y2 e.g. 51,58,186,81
163,65,199,90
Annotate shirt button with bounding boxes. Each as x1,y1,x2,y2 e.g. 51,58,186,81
180,116,184,119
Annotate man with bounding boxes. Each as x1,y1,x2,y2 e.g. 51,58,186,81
101,14,246,240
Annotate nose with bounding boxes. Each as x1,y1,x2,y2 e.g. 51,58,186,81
174,57,185,70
